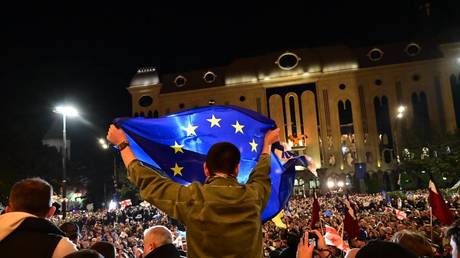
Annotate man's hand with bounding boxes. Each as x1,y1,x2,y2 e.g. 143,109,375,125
261,128,280,154
107,124,128,145
310,230,329,258
264,128,280,145
297,231,315,258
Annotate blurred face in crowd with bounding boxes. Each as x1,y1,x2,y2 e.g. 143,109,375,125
451,236,459,258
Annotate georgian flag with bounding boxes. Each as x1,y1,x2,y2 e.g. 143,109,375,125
324,225,350,252
394,209,407,220
119,199,132,209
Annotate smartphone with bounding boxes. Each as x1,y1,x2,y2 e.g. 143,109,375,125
308,233,318,247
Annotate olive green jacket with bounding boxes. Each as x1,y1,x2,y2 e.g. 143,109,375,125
127,154,271,258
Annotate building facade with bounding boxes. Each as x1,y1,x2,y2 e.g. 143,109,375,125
126,41,460,193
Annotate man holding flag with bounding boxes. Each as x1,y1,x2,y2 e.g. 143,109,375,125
107,122,279,258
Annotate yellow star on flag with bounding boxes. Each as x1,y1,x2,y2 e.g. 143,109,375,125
170,141,184,154
249,139,258,152
171,163,184,176
183,123,198,136
206,114,221,128
232,120,245,134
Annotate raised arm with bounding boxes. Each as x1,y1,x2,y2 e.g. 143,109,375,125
106,124,192,222
246,128,280,208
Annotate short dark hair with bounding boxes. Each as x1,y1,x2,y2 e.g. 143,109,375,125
60,222,81,243
446,219,460,247
8,177,53,217
91,241,116,258
64,249,104,258
205,142,241,175
356,240,417,258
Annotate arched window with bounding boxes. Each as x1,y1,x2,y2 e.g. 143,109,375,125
374,96,393,156
419,92,430,126
289,96,296,134
153,110,159,118
338,99,354,135
450,74,460,128
412,92,430,130
147,111,153,117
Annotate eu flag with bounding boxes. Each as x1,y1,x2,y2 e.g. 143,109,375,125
114,105,298,221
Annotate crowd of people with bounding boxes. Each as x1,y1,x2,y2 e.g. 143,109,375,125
2,175,460,257
11,187,454,258
2,127,460,258
52,206,187,257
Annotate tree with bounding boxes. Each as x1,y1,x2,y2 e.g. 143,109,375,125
399,128,460,189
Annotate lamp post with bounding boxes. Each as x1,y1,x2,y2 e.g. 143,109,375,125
54,105,79,219
393,105,406,163
98,138,118,198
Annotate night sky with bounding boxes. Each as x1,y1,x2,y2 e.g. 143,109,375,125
1,2,460,201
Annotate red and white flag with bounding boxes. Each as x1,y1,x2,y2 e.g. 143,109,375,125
324,225,350,252
119,199,132,209
428,179,454,225
394,208,407,220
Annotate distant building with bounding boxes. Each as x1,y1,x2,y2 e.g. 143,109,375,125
127,40,460,193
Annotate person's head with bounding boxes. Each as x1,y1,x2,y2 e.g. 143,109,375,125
391,229,433,257
356,240,417,258
204,142,241,177
63,249,104,258
6,177,55,218
446,219,460,258
60,222,81,245
91,241,116,258
143,225,173,255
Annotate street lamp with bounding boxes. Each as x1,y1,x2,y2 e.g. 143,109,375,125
337,180,344,188
99,138,109,149
98,138,118,199
54,105,79,219
393,105,406,163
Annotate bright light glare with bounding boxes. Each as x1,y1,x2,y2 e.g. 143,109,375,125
396,113,404,119
397,105,406,113
327,181,335,189
102,143,109,149
108,200,117,211
337,181,344,187
99,138,106,145
54,106,79,117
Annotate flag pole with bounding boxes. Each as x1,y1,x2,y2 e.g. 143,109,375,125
430,206,433,243
320,217,324,235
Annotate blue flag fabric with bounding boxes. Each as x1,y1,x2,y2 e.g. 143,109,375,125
114,105,298,222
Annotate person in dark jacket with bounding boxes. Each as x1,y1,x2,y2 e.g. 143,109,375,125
0,177,77,258
143,225,181,258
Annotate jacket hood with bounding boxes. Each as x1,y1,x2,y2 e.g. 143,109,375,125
0,212,37,241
